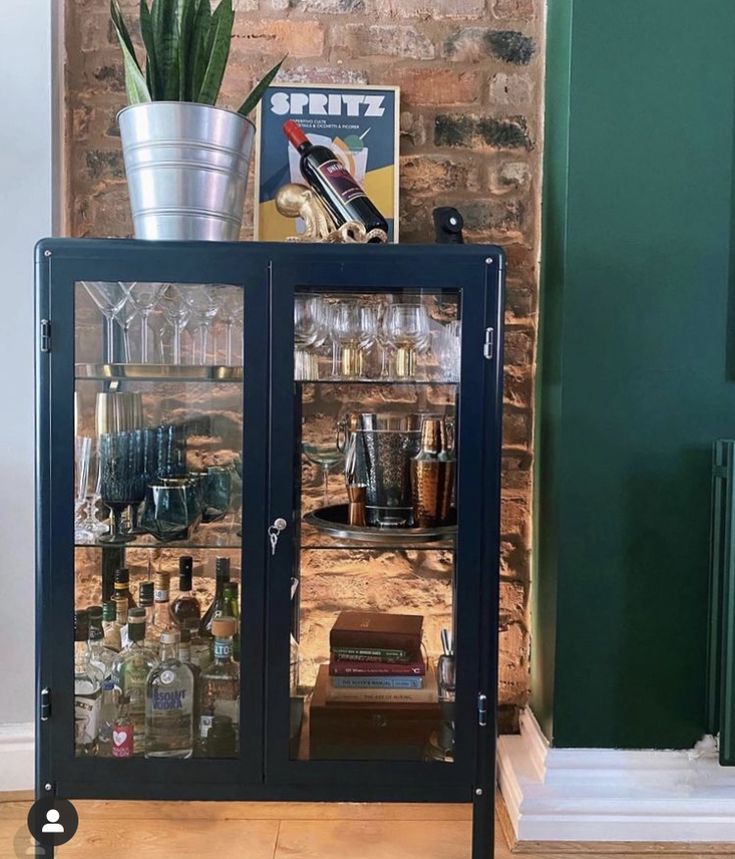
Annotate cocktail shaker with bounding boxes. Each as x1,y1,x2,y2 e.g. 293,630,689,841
411,416,455,527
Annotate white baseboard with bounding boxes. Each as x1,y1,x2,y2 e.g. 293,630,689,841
498,709,735,844
0,723,34,792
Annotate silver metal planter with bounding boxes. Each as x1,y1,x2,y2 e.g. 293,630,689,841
118,102,255,241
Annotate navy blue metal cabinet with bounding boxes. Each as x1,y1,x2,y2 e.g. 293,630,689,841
35,239,504,859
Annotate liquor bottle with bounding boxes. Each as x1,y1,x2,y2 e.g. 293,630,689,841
145,630,195,759
96,678,118,757
199,617,239,753
112,696,134,758
410,417,455,527
179,628,202,747
170,556,201,630
206,715,237,758
113,567,136,628
102,600,122,652
283,119,389,240
113,607,158,754
74,609,101,756
222,581,240,662
154,571,174,634
199,557,230,638
139,581,161,651
87,604,115,680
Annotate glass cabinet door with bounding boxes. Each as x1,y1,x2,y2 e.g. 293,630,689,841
267,252,494,789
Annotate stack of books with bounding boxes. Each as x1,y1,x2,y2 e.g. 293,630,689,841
326,611,436,703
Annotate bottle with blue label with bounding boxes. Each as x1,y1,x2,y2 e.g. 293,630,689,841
145,629,195,759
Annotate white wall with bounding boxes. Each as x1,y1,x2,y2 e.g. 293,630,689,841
0,0,55,731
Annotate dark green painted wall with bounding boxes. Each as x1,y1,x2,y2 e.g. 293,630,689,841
535,0,735,748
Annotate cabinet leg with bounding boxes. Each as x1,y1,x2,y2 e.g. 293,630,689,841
472,788,494,859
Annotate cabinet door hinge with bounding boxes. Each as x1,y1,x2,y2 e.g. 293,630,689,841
477,692,488,727
40,688,51,722
483,327,494,360
40,319,51,353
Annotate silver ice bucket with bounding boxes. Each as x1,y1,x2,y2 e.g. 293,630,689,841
118,102,255,241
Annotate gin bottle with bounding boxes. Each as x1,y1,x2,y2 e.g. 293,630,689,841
113,607,158,754
199,617,239,754
145,630,195,759
74,609,101,757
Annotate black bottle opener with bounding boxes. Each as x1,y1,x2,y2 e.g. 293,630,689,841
433,207,465,244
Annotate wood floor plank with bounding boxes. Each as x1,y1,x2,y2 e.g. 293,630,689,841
56,819,280,859
275,818,474,859
0,801,31,821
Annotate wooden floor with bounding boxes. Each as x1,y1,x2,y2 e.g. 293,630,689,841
1,794,732,859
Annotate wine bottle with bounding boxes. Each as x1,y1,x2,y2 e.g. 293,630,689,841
282,119,389,240
199,557,230,639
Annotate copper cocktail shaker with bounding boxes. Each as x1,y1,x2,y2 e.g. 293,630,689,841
411,416,455,527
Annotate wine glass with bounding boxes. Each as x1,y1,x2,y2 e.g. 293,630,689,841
329,300,361,379
357,305,379,377
218,288,244,366
113,285,138,363
294,294,327,380
181,286,221,365
432,320,462,382
82,281,128,364
385,303,430,379
126,282,164,363
303,441,345,506
159,285,191,365
99,431,145,544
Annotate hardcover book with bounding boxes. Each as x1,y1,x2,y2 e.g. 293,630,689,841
329,656,426,677
330,611,423,654
331,675,424,690
325,662,437,704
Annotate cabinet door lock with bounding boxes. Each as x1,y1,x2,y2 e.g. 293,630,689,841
268,518,288,556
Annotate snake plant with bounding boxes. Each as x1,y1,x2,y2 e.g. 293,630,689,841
110,0,284,117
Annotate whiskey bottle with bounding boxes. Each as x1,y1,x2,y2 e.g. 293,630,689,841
199,617,239,753
283,119,389,240
102,600,122,651
87,604,115,681
74,609,101,757
199,557,230,639
145,630,195,759
222,581,240,662
170,556,201,631
113,607,158,754
113,567,136,628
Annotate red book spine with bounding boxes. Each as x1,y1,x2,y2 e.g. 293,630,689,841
330,657,426,677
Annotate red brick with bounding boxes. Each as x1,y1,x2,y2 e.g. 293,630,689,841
343,24,435,59
395,67,482,106
232,19,325,58
492,0,536,20
400,155,480,194
373,0,485,18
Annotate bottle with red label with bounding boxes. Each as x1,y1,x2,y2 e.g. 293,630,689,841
283,119,389,241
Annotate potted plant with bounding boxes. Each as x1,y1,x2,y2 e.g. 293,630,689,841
110,0,284,241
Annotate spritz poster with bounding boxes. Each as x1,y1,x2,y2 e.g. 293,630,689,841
254,84,400,241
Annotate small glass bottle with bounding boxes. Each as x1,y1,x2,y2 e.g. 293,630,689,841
199,617,239,754
87,604,115,681
145,630,195,759
102,600,122,652
113,567,136,630
222,581,240,662
112,696,134,758
199,557,230,639
139,581,162,651
154,571,174,634
74,609,101,757
96,678,118,757
171,556,202,631
113,607,158,755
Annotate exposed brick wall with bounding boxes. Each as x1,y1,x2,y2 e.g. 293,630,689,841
65,0,542,731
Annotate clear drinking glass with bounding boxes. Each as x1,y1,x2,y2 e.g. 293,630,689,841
385,302,430,379
160,285,191,365
181,286,221,365
294,294,327,381
74,436,92,542
432,320,462,382
113,285,138,363
329,300,362,379
82,281,128,364
302,441,346,506
126,282,164,363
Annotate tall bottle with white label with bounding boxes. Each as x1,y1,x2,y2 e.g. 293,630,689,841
74,609,101,756
199,617,239,755
283,119,389,240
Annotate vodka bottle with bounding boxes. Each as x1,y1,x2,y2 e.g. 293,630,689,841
145,630,195,759
74,609,101,756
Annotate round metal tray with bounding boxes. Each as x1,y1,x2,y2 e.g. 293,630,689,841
303,504,457,545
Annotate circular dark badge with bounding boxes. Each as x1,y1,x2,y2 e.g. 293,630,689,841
27,798,79,848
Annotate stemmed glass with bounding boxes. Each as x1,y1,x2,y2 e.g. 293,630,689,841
114,284,138,363
303,441,345,506
181,286,221,365
294,294,327,380
357,306,379,377
98,430,145,543
125,282,164,363
218,288,244,366
82,281,128,364
432,320,462,382
74,436,92,542
385,303,430,379
160,285,191,365
330,300,361,379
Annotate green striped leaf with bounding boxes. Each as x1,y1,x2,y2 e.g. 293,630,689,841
196,0,234,105
110,0,151,104
177,0,197,100
237,56,285,117
139,0,161,98
152,0,180,101
190,0,212,101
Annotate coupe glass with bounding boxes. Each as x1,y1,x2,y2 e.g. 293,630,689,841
82,281,128,364
98,431,145,544
385,303,430,379
303,441,345,506
160,285,191,365
329,300,362,379
126,282,164,363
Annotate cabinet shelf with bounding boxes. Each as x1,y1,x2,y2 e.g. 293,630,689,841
297,379,457,387
75,523,241,550
75,363,243,383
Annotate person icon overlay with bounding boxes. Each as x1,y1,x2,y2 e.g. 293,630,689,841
41,809,64,834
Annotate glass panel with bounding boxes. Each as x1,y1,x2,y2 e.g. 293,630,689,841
290,290,460,763
73,282,243,761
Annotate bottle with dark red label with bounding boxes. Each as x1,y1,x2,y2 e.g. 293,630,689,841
283,119,389,241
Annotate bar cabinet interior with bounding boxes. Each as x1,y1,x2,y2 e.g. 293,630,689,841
35,239,504,858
